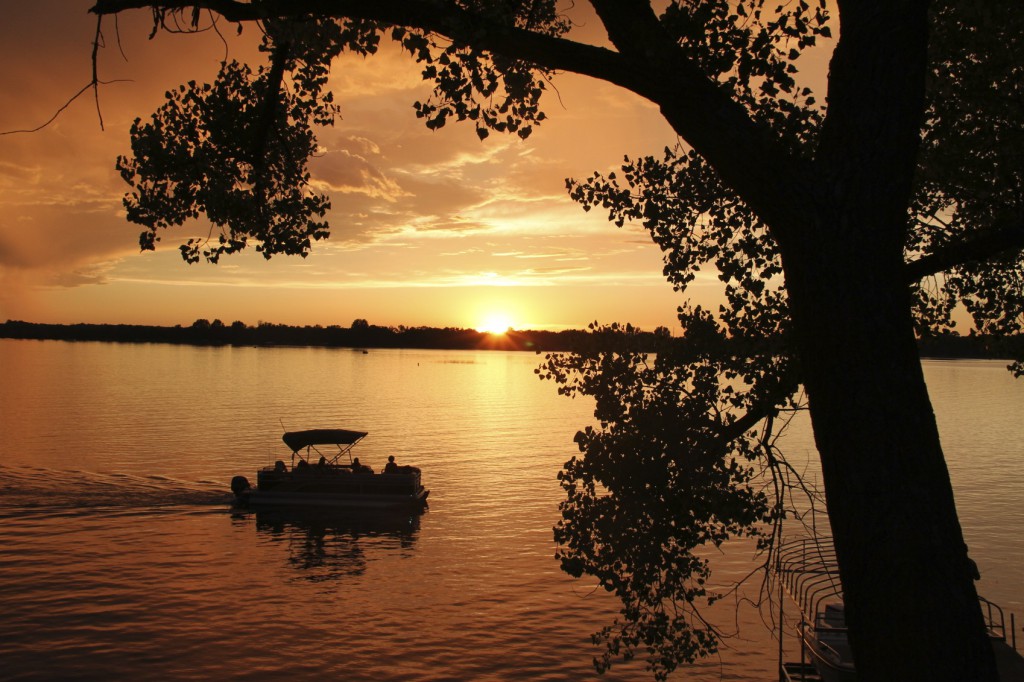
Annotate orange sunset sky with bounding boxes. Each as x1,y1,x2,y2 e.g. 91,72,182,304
0,2,830,333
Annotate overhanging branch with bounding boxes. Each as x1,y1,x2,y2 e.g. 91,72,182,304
905,219,1024,282
89,0,641,93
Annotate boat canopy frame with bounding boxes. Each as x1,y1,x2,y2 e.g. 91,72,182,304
282,429,368,465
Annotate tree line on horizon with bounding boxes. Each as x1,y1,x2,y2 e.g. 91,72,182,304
2,318,1021,360
0,317,656,352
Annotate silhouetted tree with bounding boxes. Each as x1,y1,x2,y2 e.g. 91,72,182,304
85,1,1022,679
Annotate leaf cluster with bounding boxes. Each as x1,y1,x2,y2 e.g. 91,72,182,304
398,24,549,141
909,0,1024,365
119,17,352,262
396,0,567,140
659,0,827,147
537,314,798,679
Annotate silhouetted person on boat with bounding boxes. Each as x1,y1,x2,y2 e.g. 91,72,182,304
384,455,399,474
966,543,981,580
351,457,371,474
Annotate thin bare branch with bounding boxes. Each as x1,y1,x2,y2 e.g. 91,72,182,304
92,15,106,130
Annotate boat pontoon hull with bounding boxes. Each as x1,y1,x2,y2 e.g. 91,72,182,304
239,485,429,511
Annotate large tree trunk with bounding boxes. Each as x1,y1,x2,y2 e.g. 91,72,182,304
782,221,998,680
784,5,998,676
764,4,998,676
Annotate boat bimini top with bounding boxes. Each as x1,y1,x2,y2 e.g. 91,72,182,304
282,429,368,464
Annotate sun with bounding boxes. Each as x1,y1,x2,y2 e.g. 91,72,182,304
476,312,515,335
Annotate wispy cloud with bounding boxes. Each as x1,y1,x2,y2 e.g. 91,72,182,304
310,149,408,201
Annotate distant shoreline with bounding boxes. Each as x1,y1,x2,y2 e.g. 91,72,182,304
0,319,598,353
2,319,1021,360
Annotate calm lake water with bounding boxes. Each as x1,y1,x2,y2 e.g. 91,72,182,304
0,339,1021,680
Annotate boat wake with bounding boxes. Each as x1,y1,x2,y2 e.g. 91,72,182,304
0,464,233,519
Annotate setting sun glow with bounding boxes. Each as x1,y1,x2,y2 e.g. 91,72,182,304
476,313,515,335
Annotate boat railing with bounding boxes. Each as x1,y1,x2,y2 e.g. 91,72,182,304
777,536,844,626
777,533,1024,680
779,536,1020,653
258,463,423,491
980,595,1017,650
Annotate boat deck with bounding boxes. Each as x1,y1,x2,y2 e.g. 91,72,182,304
782,640,1024,682
995,639,1024,682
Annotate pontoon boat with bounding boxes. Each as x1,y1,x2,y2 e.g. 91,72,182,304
231,429,429,511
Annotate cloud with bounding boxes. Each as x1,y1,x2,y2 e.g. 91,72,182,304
327,42,427,97
491,249,591,262
397,175,489,217
0,198,137,276
403,216,492,235
0,160,42,184
332,135,382,157
310,149,408,200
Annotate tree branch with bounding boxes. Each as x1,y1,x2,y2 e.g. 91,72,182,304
584,0,816,243
717,400,776,445
251,38,290,183
905,219,1024,282
0,15,130,136
91,15,106,130
90,0,641,92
